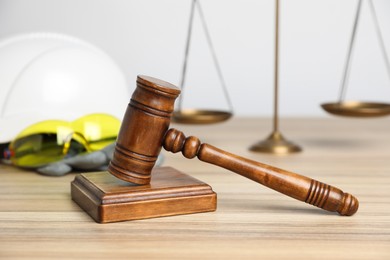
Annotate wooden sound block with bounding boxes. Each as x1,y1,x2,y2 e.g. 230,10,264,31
71,166,217,223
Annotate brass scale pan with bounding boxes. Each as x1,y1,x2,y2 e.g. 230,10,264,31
321,0,390,118
173,109,232,124
322,101,390,117
173,0,233,124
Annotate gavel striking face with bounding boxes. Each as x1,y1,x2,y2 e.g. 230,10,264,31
108,75,359,216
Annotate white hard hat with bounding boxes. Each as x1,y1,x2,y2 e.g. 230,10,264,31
0,32,130,143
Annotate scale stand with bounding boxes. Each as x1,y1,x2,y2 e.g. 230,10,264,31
250,0,301,154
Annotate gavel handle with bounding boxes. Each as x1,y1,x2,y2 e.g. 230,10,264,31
163,129,359,216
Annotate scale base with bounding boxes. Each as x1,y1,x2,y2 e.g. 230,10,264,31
250,131,302,154
71,167,217,223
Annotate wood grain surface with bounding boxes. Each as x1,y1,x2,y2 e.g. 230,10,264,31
0,118,389,259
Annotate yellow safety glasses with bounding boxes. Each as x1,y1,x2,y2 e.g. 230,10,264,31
4,113,120,168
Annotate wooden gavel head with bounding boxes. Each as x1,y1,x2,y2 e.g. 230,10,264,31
108,75,180,184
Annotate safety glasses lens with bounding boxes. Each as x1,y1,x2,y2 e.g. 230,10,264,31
10,133,86,168
72,114,120,150
9,113,120,168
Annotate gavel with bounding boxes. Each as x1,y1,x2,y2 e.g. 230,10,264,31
108,75,359,216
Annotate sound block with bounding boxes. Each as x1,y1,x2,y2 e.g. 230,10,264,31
71,166,217,223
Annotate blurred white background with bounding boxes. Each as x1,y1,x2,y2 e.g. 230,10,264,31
0,0,389,117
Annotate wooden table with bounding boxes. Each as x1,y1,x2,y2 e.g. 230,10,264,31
1,118,389,259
